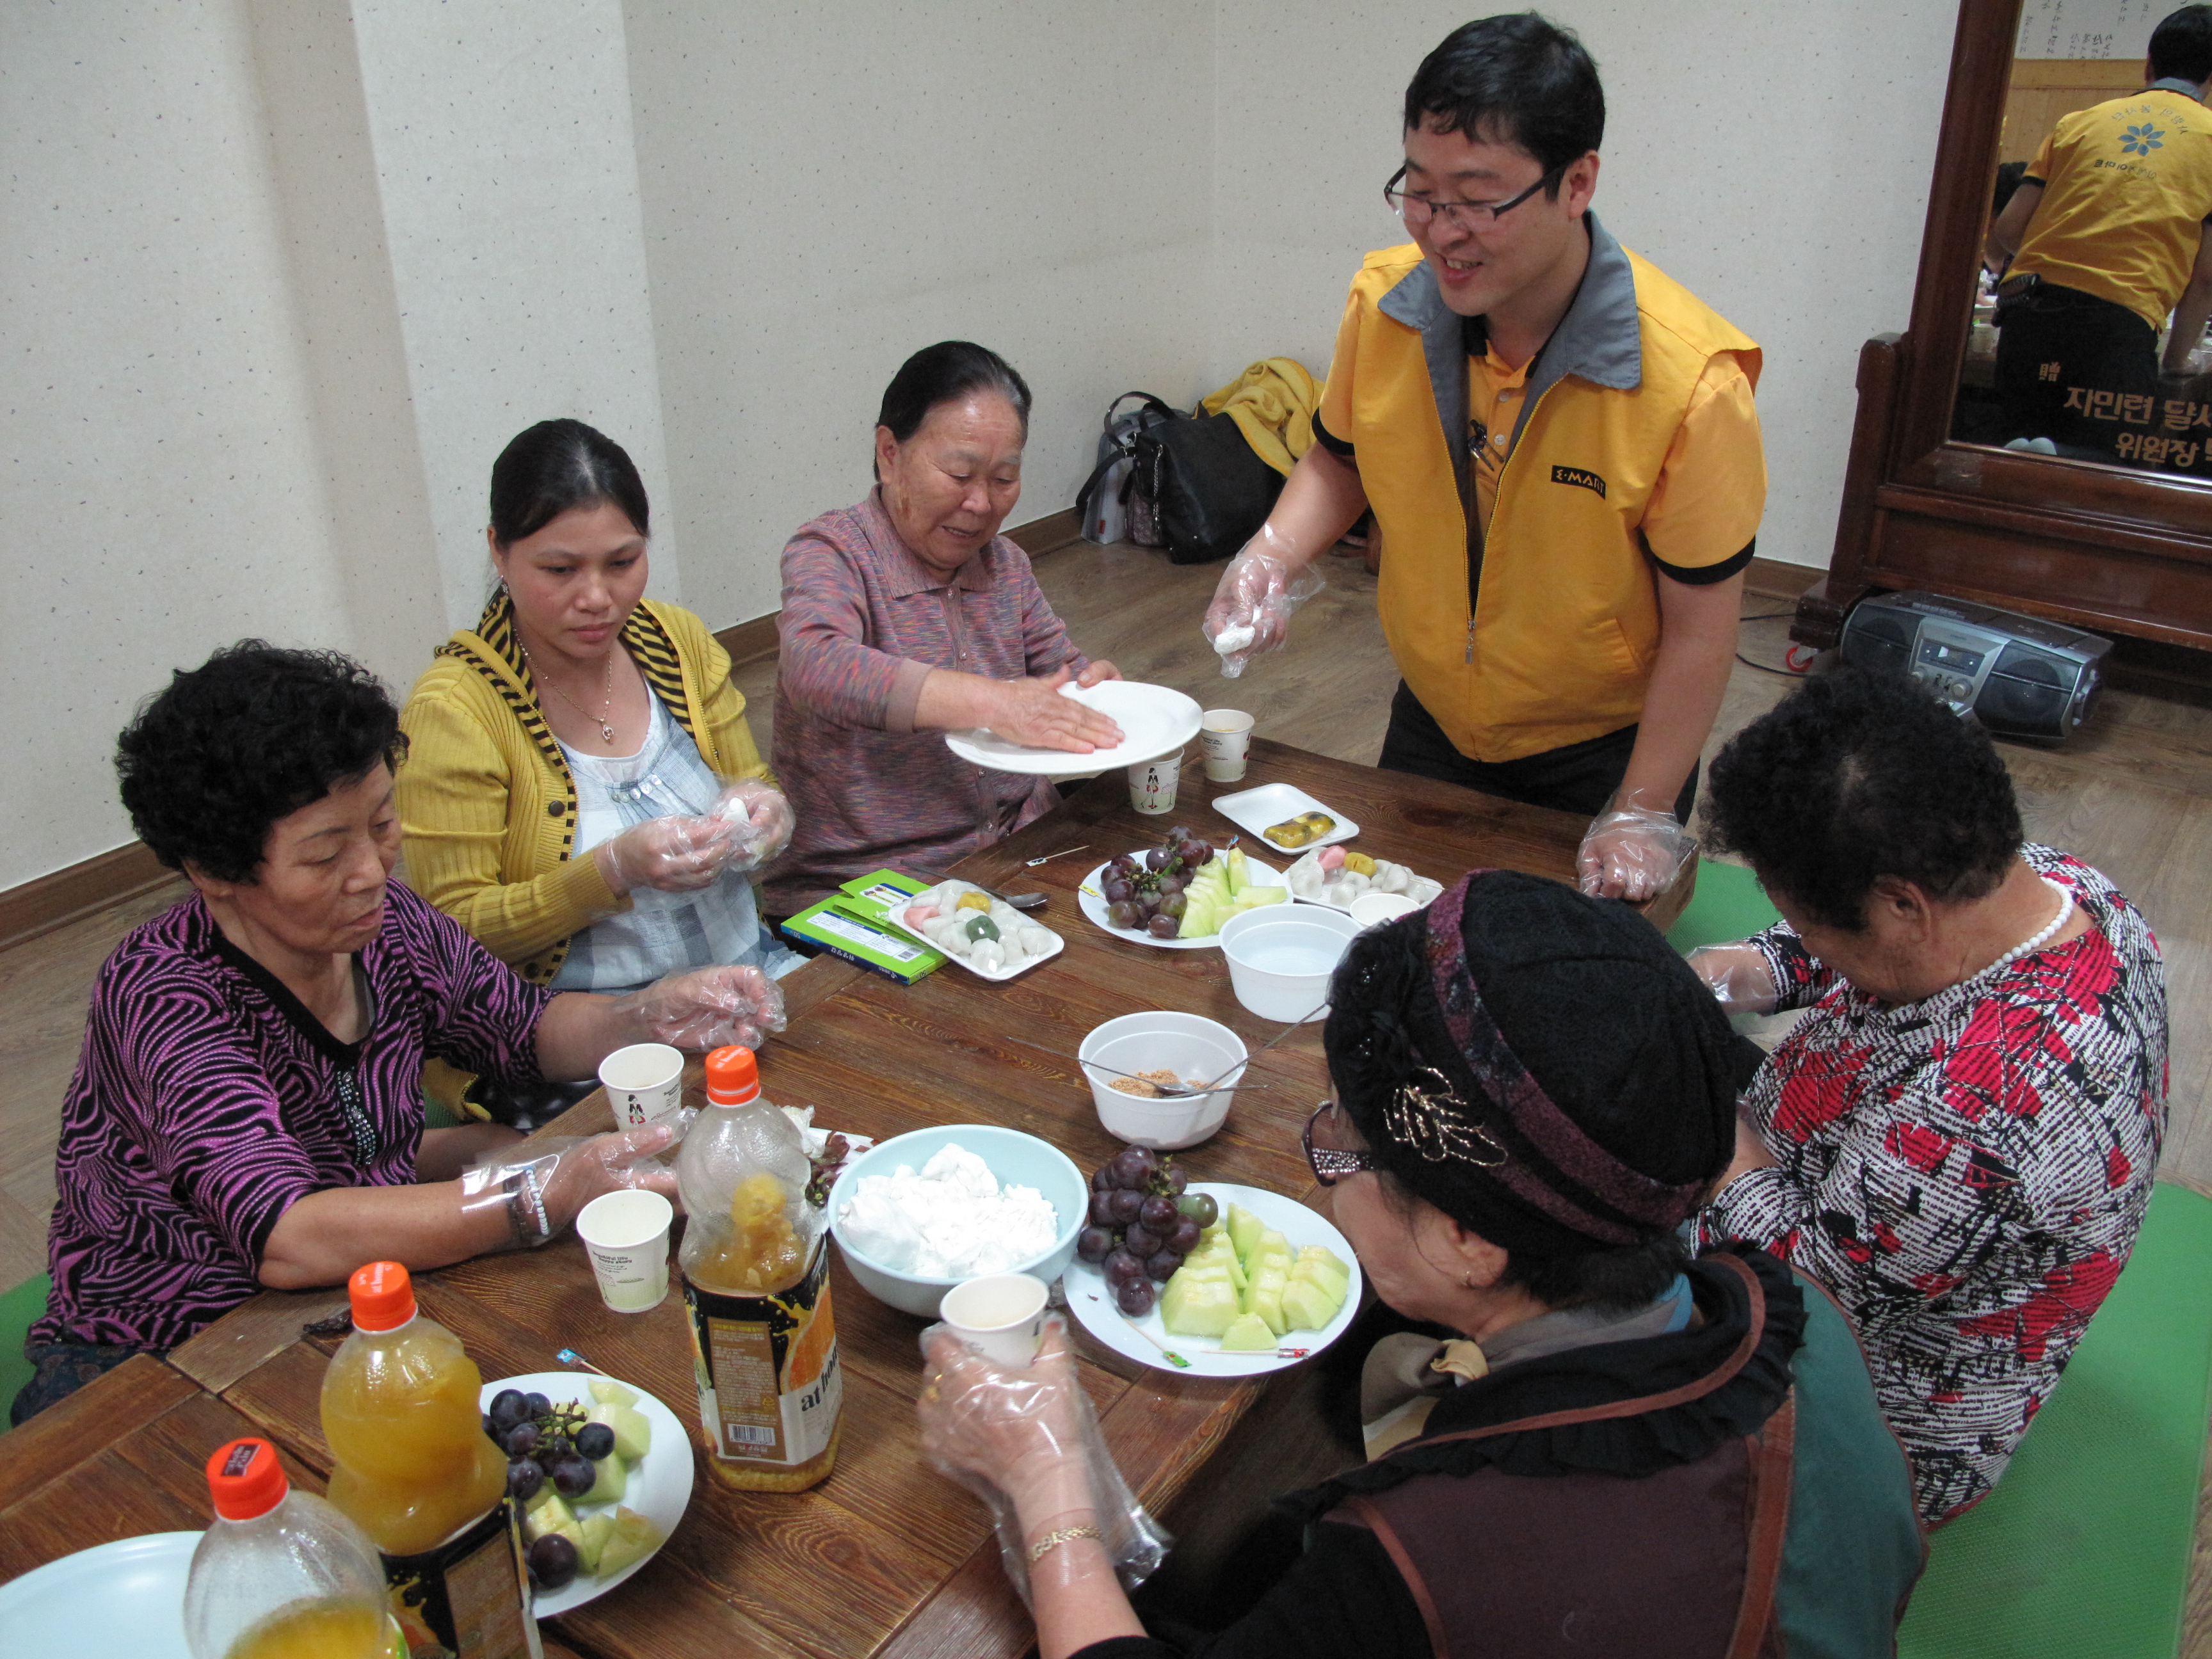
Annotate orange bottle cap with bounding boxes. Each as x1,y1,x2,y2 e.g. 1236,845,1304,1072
705,1045,760,1105
348,1260,417,1332
207,1437,289,1520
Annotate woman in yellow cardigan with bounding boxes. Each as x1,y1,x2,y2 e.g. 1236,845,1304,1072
399,422,803,1048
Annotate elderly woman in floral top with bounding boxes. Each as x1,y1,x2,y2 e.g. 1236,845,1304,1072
764,342,1123,915
1690,667,2167,1525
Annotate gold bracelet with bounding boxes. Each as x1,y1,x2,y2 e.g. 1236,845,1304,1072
1027,1524,1102,1564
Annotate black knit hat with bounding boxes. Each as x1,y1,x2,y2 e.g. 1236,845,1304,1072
1322,870,1756,1258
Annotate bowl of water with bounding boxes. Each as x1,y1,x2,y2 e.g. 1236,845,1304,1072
1217,904,1363,1022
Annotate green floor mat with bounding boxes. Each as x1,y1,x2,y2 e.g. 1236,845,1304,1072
0,1272,51,1425
1897,1182,2212,1658
1667,857,1781,954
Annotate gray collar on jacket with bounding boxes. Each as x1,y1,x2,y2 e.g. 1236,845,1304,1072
1376,211,1642,517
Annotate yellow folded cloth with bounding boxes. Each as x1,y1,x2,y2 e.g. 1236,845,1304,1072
1201,357,1320,477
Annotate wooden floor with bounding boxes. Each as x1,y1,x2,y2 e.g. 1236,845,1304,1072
6,540,2212,1646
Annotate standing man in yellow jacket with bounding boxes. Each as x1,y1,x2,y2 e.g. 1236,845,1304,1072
1204,14,1764,899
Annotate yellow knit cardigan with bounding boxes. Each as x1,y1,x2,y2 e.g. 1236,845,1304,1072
396,594,773,988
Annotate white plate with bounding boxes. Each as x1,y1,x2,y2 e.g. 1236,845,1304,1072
1281,849,1444,916
1078,849,1285,950
482,1370,693,1618
0,1531,198,1657
1211,782,1359,853
1064,1183,1363,1377
944,681,1203,777
881,888,1066,981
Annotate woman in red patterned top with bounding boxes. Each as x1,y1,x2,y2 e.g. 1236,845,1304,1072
1691,667,2167,1523
765,342,1125,914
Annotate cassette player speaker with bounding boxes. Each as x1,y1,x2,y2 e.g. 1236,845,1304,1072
1838,591,2109,741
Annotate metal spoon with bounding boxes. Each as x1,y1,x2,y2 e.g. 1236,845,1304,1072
1077,1057,1274,1099
977,885,1049,911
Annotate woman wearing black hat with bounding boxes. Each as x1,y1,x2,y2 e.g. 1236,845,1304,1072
917,870,1924,1659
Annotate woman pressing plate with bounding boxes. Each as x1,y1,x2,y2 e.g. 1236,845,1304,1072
765,342,1123,916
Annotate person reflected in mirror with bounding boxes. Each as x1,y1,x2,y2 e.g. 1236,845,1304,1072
1985,4,2212,461
765,342,1122,918
916,871,1925,1659
1199,15,1764,906
1689,668,2167,1525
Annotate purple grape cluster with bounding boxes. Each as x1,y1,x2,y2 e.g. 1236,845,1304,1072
1076,1146,1222,1316
1101,826,1216,940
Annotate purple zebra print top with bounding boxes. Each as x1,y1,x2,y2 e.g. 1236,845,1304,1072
35,881,552,1351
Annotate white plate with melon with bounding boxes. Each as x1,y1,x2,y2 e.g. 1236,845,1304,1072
1078,846,1289,949
1064,1183,1362,1376
482,1372,692,1617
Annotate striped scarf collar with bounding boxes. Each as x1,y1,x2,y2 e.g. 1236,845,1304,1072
435,589,699,776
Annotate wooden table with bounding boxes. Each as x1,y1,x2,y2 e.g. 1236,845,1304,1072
0,741,1689,1655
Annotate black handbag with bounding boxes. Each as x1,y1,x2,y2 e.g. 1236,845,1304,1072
1132,410,1286,565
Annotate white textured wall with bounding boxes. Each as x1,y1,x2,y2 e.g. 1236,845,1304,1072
622,0,1214,629
0,0,353,887
349,0,684,629
1208,0,1959,570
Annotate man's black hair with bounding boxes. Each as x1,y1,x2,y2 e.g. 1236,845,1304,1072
116,642,405,884
1704,667,2024,933
2151,4,2212,85
1403,13,1605,184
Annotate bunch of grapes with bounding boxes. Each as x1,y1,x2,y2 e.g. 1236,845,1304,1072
1102,825,1217,940
483,1390,620,1589
1077,1146,1222,1316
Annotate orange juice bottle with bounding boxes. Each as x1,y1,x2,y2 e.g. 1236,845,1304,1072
677,1046,842,1491
319,1263,539,1659
184,1437,392,1659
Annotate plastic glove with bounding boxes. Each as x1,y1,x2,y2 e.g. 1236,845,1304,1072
617,963,787,1052
1576,796,1696,901
1201,524,1326,678
917,1317,1169,1608
598,813,737,895
709,778,794,872
1686,944,1780,1016
458,1123,682,1248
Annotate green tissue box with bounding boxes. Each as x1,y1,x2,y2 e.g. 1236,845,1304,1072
779,870,944,984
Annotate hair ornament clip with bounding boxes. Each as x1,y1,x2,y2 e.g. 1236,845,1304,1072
1382,1066,1507,1169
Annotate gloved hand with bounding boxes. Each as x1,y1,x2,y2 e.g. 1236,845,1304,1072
1201,524,1326,678
617,963,787,1052
709,778,795,871
597,813,737,895
1686,944,1780,1016
458,1123,682,1248
1576,796,1695,901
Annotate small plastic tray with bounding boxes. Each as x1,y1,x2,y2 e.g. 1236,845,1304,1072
1210,782,1358,852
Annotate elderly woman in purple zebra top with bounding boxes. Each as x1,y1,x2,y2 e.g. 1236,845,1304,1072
764,342,1125,916
15,644,785,1425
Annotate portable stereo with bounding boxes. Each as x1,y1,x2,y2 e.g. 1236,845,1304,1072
1837,591,2109,740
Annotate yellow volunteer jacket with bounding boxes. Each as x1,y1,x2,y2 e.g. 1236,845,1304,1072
1315,215,1763,765
1201,357,1320,477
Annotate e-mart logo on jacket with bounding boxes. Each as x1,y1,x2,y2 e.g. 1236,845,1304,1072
1551,464,1607,497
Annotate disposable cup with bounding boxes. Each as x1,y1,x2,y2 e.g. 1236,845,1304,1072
1128,748,1185,815
939,1272,1052,1367
599,1042,684,1129
1199,710,1255,782
576,1189,674,1313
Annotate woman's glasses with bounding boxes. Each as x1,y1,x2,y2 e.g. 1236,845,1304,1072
1302,1102,1373,1187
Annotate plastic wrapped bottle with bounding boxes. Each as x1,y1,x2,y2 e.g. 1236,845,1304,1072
183,1437,392,1659
677,1045,843,1490
319,1262,539,1659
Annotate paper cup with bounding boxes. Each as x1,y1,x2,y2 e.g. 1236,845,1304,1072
1128,748,1185,815
599,1042,684,1129
1199,710,1254,782
939,1272,1051,1367
576,1189,674,1313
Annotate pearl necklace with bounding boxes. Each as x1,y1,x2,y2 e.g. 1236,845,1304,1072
1975,876,2074,982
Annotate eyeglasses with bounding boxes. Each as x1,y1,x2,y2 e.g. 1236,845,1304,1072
1303,1102,1374,1187
1383,162,1566,231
